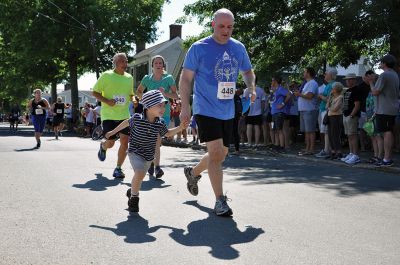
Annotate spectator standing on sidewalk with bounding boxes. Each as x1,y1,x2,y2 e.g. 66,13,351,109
326,82,344,159
316,67,337,158
341,73,362,165
270,75,291,151
367,54,399,167
294,67,319,155
358,71,373,152
244,81,265,148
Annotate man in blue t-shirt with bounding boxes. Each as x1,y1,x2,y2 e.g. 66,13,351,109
179,8,256,217
270,75,290,151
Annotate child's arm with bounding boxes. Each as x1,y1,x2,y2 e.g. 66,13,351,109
105,119,129,139
165,120,189,138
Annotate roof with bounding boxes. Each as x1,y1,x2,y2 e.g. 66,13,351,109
133,37,182,59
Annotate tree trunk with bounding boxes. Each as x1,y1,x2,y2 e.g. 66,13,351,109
51,80,57,104
68,53,79,125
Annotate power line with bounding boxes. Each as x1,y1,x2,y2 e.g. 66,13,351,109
36,11,87,31
46,0,88,29
2,1,87,31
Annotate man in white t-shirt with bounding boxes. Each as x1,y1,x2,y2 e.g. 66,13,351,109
294,67,319,155
85,104,95,137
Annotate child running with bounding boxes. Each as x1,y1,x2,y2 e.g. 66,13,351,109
105,90,189,212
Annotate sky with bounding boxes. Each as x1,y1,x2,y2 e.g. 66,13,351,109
57,0,205,91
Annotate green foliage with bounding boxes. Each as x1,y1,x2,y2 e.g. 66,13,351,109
0,0,166,119
182,0,399,78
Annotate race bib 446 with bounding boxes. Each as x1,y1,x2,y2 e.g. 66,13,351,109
217,82,236,100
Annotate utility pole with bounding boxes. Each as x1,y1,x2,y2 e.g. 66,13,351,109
89,20,100,79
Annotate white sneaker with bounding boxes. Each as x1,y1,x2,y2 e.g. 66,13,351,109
341,153,353,162
345,154,360,165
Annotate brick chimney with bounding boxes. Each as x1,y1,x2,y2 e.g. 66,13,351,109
136,41,146,54
169,24,182,40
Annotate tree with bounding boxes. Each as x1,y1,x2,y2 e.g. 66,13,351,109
0,0,166,121
182,0,399,79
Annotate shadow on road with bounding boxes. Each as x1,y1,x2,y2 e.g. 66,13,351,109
14,146,38,152
166,200,265,260
90,214,164,243
163,150,400,197
72,173,123,191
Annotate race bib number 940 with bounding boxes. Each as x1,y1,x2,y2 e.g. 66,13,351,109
217,82,236,100
113,95,126,105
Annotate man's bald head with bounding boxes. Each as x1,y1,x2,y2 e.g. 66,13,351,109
213,8,234,23
212,8,235,44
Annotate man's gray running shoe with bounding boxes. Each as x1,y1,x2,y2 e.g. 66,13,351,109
184,166,201,196
214,195,233,217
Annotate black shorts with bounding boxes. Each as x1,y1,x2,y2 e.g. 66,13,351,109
288,115,299,128
272,112,286,130
53,116,64,126
245,115,262,125
375,114,396,133
194,114,233,147
102,120,130,140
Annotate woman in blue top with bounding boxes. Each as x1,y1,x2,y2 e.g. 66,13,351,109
136,55,179,178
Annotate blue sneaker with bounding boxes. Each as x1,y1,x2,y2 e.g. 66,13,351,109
97,143,106,161
113,167,125,179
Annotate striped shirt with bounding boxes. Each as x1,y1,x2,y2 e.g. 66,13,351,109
128,113,169,161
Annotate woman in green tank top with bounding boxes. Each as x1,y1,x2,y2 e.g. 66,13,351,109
136,55,179,178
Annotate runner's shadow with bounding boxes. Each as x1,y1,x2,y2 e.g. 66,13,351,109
14,147,38,152
72,173,122,191
90,214,165,243
167,200,265,260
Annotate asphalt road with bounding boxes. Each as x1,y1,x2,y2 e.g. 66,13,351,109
1,133,399,265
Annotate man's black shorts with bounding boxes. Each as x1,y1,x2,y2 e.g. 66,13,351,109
245,114,262,125
102,120,130,140
194,114,233,147
375,114,396,133
272,112,286,130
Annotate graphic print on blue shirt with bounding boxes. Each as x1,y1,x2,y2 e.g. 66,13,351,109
183,36,252,120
